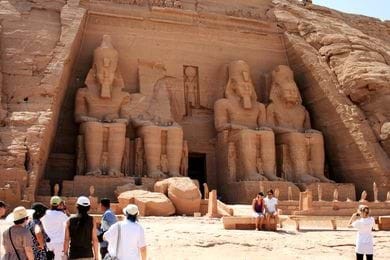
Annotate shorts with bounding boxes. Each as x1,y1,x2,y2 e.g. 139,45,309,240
266,211,278,216
253,212,264,217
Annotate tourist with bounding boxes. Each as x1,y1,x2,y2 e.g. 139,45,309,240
27,202,51,260
64,196,99,260
97,198,117,259
252,192,265,230
104,204,147,260
3,206,34,260
0,200,7,218
264,189,279,229
348,205,375,260
41,196,69,260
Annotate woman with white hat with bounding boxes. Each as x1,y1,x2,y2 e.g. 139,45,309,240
63,196,99,260
3,206,34,260
104,204,147,260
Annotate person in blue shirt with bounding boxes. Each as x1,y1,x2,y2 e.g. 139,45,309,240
97,198,117,259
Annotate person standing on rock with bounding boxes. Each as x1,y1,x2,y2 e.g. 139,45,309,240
104,204,147,260
97,198,117,259
41,196,69,260
252,192,265,230
348,205,375,260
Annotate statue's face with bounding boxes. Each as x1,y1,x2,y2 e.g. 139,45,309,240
95,57,117,98
234,70,254,109
276,73,300,104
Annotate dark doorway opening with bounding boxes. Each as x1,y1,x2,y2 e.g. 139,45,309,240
188,153,207,196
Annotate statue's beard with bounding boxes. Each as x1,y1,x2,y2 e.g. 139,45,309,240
100,83,112,98
242,95,252,109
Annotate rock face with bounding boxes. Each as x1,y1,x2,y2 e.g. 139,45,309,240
0,0,86,202
271,0,390,198
118,190,175,216
155,177,201,215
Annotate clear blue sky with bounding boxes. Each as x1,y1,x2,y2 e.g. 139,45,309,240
315,0,390,21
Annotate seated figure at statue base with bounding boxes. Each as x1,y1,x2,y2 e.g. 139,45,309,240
267,65,334,184
215,60,281,182
75,35,130,177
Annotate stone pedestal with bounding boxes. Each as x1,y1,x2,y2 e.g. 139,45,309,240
220,181,301,204
297,183,356,201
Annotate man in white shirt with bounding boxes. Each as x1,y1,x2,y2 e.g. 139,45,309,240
41,196,68,260
104,204,147,260
264,189,279,229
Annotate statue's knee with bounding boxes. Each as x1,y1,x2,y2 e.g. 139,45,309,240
83,121,102,131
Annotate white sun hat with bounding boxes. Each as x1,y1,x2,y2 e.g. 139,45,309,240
6,206,35,223
123,204,139,216
76,196,91,206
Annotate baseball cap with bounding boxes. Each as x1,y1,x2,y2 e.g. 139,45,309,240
77,196,91,206
50,196,62,206
122,204,139,216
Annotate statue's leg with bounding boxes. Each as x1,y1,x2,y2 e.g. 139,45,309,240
166,127,184,177
107,123,126,176
138,126,166,178
306,133,334,183
258,130,281,181
237,130,267,181
83,122,103,175
282,132,320,183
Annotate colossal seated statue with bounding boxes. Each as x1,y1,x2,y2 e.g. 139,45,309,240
266,65,333,183
75,35,130,177
132,77,185,179
214,60,280,181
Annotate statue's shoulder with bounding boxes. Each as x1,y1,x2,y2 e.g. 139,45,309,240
214,98,230,108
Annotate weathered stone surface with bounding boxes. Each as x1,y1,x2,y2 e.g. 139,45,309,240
117,189,175,216
154,177,201,215
272,0,390,198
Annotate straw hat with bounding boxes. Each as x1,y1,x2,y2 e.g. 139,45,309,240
123,204,139,216
5,206,34,222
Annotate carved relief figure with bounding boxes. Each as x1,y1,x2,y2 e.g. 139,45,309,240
267,65,333,183
132,77,184,178
184,65,200,115
75,35,130,176
214,60,280,181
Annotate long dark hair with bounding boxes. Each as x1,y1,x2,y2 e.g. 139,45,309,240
126,213,138,223
76,205,91,225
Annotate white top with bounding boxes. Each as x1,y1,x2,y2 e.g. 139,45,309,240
41,210,68,244
104,220,146,260
352,217,375,254
264,197,278,213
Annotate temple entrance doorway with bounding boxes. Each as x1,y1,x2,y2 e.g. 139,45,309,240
188,153,207,196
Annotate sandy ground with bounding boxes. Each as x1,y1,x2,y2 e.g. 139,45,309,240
1,207,389,260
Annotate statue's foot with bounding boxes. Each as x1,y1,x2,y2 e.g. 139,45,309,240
315,176,335,183
298,174,320,183
245,173,268,181
264,174,283,181
149,170,167,179
86,169,102,176
108,169,123,177
169,171,181,177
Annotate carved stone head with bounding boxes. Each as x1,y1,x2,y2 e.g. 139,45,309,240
225,60,257,109
93,35,119,98
270,65,302,105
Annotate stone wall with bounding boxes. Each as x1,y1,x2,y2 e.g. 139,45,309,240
0,0,86,201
